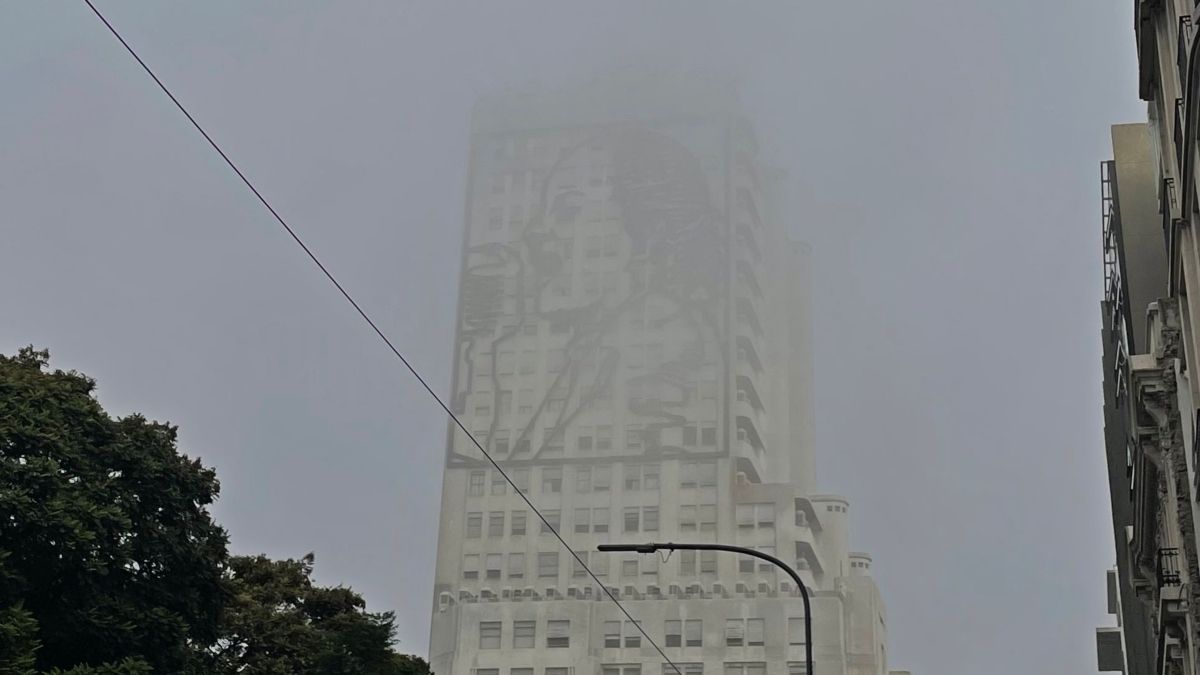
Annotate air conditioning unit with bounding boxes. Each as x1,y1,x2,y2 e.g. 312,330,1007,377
458,590,475,602
605,585,622,600
646,584,662,598
757,581,772,596
502,587,514,599
686,583,706,598
524,587,541,600
669,584,684,598
438,591,454,611
567,586,582,599
779,582,794,595
735,582,750,595
712,582,728,597
480,588,496,601
624,585,642,599
736,471,749,485
546,587,561,599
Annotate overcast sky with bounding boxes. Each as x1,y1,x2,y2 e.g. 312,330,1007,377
1,2,1144,673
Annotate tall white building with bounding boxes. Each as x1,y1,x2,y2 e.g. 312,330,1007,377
429,72,902,675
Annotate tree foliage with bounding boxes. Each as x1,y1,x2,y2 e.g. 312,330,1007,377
0,348,427,675
0,347,227,673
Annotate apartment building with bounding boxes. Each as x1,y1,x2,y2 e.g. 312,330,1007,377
1094,2,1200,671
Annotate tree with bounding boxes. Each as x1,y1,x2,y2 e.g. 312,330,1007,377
0,348,228,673
206,554,418,675
0,348,426,674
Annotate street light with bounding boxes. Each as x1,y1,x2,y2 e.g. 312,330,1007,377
597,542,814,675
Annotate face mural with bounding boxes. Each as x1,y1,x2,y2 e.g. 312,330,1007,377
450,125,728,467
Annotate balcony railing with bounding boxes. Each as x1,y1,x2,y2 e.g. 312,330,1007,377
1101,160,1133,406
1175,97,1186,179
1180,16,1193,89
1157,547,1182,587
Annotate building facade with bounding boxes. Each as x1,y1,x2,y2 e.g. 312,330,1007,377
429,72,902,675
1095,2,1200,672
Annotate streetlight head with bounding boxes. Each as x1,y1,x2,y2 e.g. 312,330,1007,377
597,543,658,554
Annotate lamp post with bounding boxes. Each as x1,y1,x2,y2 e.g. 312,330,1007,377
597,542,814,675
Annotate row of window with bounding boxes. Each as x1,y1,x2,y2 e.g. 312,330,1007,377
467,461,719,498
462,424,721,457
477,617,807,651
464,504,717,539
474,664,806,675
462,545,779,581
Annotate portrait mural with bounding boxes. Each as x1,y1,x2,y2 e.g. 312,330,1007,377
449,125,728,467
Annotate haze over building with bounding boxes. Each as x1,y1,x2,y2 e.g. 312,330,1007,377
428,71,905,675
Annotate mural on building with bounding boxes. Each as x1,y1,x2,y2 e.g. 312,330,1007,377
448,126,728,467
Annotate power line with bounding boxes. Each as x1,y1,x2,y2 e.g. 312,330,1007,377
80,2,683,672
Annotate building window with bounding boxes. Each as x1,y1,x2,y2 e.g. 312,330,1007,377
512,468,530,493
665,620,682,647
488,512,505,537
572,550,588,577
542,467,562,493
626,426,643,451
463,554,479,580
546,620,570,648
738,546,771,574
699,505,717,532
466,513,482,538
788,617,806,645
724,665,765,675
624,507,640,533
624,465,642,491
594,466,612,491
477,669,500,675
514,620,535,648
622,556,639,578
643,507,659,532
602,666,641,675
596,425,613,451
679,550,696,575
787,664,807,675
480,621,501,649
511,511,527,536
593,508,610,533
578,427,594,452
576,466,592,492
736,503,775,530
685,619,703,646
663,666,703,675
485,554,502,580
724,619,764,647
699,551,717,575
542,510,561,534
491,469,507,495
681,461,718,488
513,669,534,675
508,553,525,579
538,552,559,578
574,508,591,533
469,471,486,496
604,620,622,648
547,669,569,675
747,619,764,646
623,620,642,647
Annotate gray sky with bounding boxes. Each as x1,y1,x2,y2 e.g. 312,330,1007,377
1,2,1143,673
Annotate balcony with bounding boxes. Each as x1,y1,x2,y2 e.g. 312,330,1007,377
1179,16,1193,89
1157,547,1182,587
736,336,764,375
1174,97,1185,179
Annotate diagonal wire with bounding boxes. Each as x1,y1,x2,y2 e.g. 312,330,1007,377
80,2,682,672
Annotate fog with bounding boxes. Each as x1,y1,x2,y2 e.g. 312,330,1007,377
1,2,1143,674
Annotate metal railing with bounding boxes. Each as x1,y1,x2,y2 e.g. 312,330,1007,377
1102,161,1132,405
1179,16,1193,88
1157,547,1182,587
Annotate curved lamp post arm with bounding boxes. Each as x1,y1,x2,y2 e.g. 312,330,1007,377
598,542,813,675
